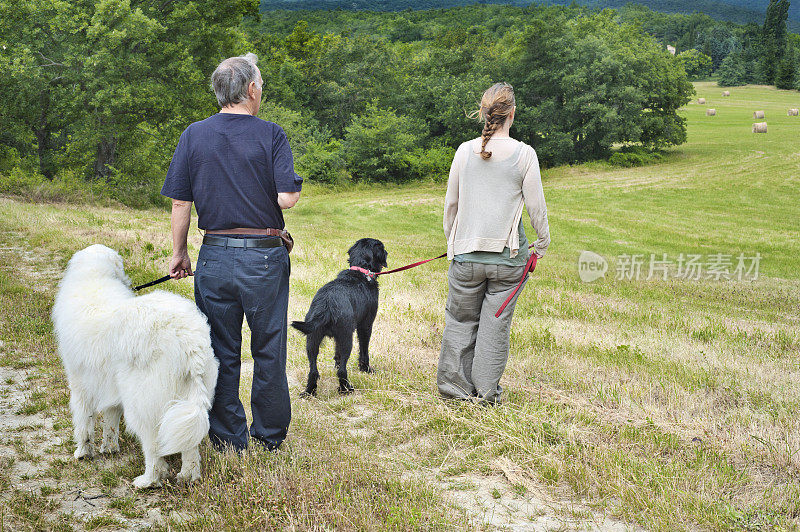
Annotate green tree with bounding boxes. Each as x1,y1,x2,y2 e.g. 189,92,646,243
0,0,85,180
761,0,790,85
0,0,258,193
677,49,713,79
342,104,423,182
776,45,797,89
505,11,692,165
717,52,750,86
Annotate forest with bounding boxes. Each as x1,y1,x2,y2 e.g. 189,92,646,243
261,0,800,29
0,0,796,205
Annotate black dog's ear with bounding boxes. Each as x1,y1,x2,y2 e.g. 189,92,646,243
348,240,373,268
376,242,388,269
363,240,387,272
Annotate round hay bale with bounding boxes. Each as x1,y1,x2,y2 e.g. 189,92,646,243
789,108,799,116
722,91,731,97
698,98,706,104
753,110,765,119
706,109,716,116
752,122,768,133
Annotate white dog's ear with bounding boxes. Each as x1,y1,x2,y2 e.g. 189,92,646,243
112,253,132,287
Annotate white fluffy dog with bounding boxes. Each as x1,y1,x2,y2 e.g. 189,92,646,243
52,244,218,488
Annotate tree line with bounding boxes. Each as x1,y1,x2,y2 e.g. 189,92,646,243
260,0,800,30
3,1,696,204
0,0,262,206
616,1,799,88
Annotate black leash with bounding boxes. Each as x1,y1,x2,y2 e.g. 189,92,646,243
132,274,172,292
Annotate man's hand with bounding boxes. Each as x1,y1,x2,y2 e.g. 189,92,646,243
169,252,193,279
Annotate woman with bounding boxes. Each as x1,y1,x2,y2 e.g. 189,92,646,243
438,82,550,404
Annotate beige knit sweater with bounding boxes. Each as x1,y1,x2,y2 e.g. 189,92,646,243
443,137,550,260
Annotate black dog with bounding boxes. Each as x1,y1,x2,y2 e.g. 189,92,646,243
291,238,388,396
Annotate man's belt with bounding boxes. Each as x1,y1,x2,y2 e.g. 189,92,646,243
202,235,282,249
266,228,294,253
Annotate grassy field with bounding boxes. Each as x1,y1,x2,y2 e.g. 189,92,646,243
0,81,799,531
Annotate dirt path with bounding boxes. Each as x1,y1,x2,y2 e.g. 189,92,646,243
0,241,172,530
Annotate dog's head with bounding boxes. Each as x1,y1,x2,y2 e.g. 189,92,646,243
347,238,388,273
64,244,130,287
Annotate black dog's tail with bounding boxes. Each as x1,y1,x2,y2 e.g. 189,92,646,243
291,320,313,335
292,297,335,335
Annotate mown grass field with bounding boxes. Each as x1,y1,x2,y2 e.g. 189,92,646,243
0,81,799,531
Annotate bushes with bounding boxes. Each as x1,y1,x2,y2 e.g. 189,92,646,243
298,140,346,184
342,105,424,183
0,167,112,204
299,129,453,184
404,145,454,182
608,147,664,168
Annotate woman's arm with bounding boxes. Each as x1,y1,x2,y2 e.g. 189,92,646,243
521,146,551,257
443,144,464,239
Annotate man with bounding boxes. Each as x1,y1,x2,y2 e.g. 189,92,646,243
161,53,302,452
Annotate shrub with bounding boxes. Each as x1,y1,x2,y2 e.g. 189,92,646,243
608,147,663,168
298,139,346,184
405,145,455,182
0,146,27,175
0,167,112,203
342,104,424,183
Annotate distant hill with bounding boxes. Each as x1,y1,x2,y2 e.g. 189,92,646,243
554,0,798,28
259,0,800,30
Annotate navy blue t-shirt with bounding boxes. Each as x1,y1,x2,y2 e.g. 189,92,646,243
161,113,303,231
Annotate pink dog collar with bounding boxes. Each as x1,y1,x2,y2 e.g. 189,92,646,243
349,266,376,279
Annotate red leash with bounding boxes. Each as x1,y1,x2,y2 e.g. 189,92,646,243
362,244,540,317
374,253,448,276
494,251,539,318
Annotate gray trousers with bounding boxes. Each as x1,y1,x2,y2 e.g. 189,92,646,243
438,261,525,403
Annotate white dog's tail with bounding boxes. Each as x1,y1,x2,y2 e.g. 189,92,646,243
156,348,215,456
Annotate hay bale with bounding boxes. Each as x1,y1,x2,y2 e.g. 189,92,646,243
698,98,706,104
752,122,768,133
753,110,765,119
722,91,731,97
706,109,716,116
789,108,799,116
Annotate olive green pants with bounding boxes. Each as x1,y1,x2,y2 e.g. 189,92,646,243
437,261,525,404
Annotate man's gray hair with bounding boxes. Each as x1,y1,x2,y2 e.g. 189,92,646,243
210,53,259,108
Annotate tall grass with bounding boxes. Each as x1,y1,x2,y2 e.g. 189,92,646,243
0,82,798,530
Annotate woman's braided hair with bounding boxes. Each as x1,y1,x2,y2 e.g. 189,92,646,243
470,82,516,160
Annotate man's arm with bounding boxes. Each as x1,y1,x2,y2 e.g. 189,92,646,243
169,199,193,278
273,126,303,210
278,191,300,209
